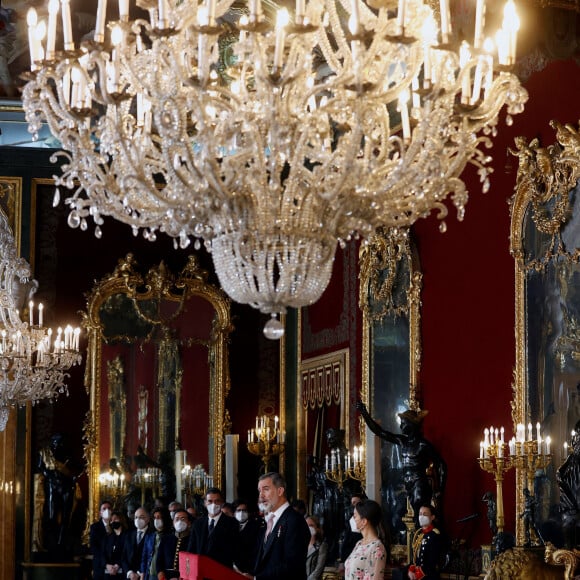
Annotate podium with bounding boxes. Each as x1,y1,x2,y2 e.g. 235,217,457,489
179,553,243,580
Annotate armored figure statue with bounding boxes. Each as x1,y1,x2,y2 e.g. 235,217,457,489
356,400,447,518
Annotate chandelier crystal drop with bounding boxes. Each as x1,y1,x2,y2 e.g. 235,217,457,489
22,0,527,329
0,212,82,430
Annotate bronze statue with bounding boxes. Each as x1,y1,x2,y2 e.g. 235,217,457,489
520,488,544,548
482,491,498,539
557,422,580,549
36,433,83,556
356,400,447,518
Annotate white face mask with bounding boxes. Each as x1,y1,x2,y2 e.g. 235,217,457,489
349,516,358,533
102,509,111,522
235,510,249,523
154,519,164,531
206,503,222,517
418,515,431,528
135,517,148,530
174,520,188,533
309,526,317,537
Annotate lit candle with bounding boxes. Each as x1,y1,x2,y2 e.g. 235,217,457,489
546,436,551,455
296,0,306,23
398,90,411,141
500,426,504,444
439,0,450,43
158,0,168,28
479,441,484,458
38,303,44,327
495,28,508,66
502,0,519,64
474,0,485,50
61,0,74,51
350,0,360,36
470,55,483,105
46,0,59,60
273,9,289,70
27,9,40,69
484,427,489,446
119,0,129,21
528,423,533,442
397,0,406,35
95,0,108,43
29,300,34,327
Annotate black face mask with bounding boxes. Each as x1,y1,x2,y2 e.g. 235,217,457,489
111,521,122,530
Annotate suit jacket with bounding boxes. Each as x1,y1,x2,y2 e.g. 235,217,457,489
253,505,310,580
89,520,111,580
188,514,240,568
122,528,153,575
237,518,262,573
156,532,191,576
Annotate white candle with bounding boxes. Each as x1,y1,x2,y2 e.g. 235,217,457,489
207,0,217,26
439,0,450,43
158,0,168,28
95,0,108,43
38,303,44,327
250,0,262,22
61,0,74,50
398,90,411,141
273,9,289,70
46,0,59,60
528,423,533,442
27,9,40,69
119,0,130,21
350,0,360,35
296,0,306,23
502,0,519,64
495,28,508,66
29,300,34,327
470,56,483,105
479,441,484,459
474,0,485,49
546,436,551,455
500,426,504,443
397,0,406,35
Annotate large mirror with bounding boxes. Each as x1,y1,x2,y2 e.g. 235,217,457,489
83,254,232,521
359,226,422,551
511,121,580,546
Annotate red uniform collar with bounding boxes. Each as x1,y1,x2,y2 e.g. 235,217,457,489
421,524,434,533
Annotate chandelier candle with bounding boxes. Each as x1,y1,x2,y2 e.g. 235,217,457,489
23,0,528,337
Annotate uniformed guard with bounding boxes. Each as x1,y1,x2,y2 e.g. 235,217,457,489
408,505,442,580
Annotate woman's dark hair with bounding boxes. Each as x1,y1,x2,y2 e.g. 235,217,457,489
355,500,384,540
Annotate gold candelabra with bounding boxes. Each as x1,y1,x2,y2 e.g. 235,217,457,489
478,424,552,535
247,415,285,472
181,463,214,505
99,464,126,509
325,445,366,491
132,467,161,506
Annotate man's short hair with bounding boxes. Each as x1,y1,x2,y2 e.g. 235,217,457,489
259,472,287,494
206,487,224,500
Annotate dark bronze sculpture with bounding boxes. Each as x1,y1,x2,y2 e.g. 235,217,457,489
356,400,447,518
36,433,83,556
482,491,498,539
557,422,580,549
519,488,544,547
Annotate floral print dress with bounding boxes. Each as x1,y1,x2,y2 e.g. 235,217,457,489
344,538,386,579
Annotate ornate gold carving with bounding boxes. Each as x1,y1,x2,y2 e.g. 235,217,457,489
485,547,568,579
84,254,232,522
544,542,580,579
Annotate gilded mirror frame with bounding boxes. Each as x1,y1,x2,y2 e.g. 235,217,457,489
359,226,422,548
510,121,580,545
360,226,422,438
83,254,232,522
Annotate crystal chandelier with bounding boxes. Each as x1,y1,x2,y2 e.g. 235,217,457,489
0,212,82,431
22,0,527,335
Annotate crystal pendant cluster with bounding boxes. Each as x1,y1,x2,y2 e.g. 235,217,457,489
22,0,527,332
0,211,82,430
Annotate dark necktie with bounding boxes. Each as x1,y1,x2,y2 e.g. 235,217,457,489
137,530,143,543
209,518,215,534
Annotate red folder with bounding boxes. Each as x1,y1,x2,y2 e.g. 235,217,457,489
179,552,243,580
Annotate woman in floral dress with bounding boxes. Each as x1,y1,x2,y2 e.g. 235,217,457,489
344,499,386,580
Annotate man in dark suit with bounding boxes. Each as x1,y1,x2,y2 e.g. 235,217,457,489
122,506,153,579
156,509,193,579
241,472,310,580
188,487,240,568
89,500,113,580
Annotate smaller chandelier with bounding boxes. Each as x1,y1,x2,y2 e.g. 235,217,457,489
22,0,527,333
0,212,82,431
